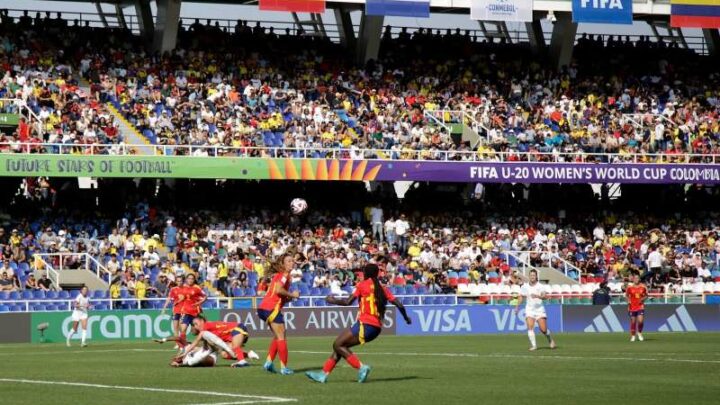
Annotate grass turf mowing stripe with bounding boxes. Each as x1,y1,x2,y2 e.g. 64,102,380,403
0,378,296,404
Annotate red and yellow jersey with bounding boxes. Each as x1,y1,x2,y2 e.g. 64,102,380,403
258,273,291,312
353,279,396,328
180,285,206,316
168,286,183,314
626,284,647,312
202,321,245,343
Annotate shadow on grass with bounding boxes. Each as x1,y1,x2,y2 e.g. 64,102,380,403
367,376,427,383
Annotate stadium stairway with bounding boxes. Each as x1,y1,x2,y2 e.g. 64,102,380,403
76,78,155,155
104,103,155,155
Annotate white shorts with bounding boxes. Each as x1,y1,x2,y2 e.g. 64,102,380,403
525,307,547,320
183,349,217,367
72,311,88,322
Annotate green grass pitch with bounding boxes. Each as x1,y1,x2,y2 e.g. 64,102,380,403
0,333,718,405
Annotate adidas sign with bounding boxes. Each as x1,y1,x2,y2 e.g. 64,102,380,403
658,306,697,332
584,306,624,333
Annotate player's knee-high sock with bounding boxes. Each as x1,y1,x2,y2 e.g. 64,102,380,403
66,329,74,344
267,339,278,362
233,348,245,361
638,320,644,333
630,319,636,336
543,329,552,343
322,357,338,375
527,330,537,348
178,332,187,346
345,354,362,369
277,340,289,367
81,329,87,345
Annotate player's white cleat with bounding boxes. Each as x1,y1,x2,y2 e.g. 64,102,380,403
248,350,260,360
231,360,250,368
637,333,644,342
630,335,636,342
549,340,556,350
81,343,88,348
173,344,179,350
66,341,71,347
529,346,537,351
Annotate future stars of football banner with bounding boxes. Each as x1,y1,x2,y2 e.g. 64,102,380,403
671,0,720,28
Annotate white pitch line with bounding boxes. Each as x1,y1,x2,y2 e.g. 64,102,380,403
0,348,171,356
292,350,720,364
0,378,296,404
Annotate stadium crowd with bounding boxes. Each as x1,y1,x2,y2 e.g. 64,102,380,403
2,198,720,303
0,14,719,161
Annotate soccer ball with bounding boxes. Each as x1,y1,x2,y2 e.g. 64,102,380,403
290,198,308,215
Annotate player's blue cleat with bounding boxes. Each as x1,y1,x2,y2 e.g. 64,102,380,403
263,361,276,374
231,360,250,368
280,367,294,375
305,371,327,383
358,365,372,383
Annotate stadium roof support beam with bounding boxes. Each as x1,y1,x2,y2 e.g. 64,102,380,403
153,0,181,53
703,29,720,58
548,12,577,71
525,14,546,55
134,0,154,40
356,12,383,65
333,8,356,48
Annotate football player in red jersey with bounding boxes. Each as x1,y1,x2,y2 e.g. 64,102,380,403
160,275,185,349
306,263,412,384
625,272,648,342
178,274,206,347
257,253,299,375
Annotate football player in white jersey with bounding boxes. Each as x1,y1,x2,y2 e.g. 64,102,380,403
515,270,556,351
67,286,91,347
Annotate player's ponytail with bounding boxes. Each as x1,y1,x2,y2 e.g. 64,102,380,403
269,253,292,276
364,263,387,321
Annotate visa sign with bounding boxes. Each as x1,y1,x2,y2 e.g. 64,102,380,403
572,0,633,25
397,305,562,335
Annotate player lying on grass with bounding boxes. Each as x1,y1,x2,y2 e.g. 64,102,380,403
155,316,259,367
306,263,412,384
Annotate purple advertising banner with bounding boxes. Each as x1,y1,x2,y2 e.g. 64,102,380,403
373,162,720,184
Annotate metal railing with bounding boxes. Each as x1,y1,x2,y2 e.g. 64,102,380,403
457,292,708,305
33,255,61,290
0,98,44,136
33,253,112,286
502,250,584,281
4,142,720,164
0,292,711,312
2,8,712,55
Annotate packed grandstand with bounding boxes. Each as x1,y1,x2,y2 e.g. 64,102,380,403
1,13,719,162
1,10,720,314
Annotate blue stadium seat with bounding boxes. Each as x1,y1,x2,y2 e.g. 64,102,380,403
33,290,46,299
9,291,20,300
11,305,24,312
415,285,428,294
320,288,331,296
22,290,33,300
443,297,455,305
58,291,70,299
0,305,9,312
405,286,415,295
422,296,434,305
46,291,59,299
0,291,9,300
32,304,46,311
